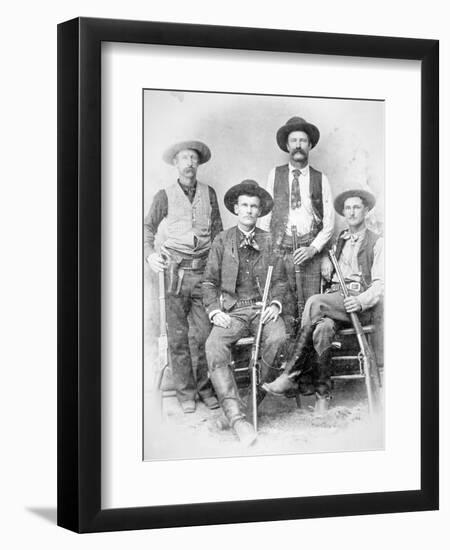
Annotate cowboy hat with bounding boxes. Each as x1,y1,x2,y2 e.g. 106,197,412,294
334,189,376,215
276,116,320,151
162,140,211,165
224,180,274,217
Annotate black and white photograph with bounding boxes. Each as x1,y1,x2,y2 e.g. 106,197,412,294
143,89,385,460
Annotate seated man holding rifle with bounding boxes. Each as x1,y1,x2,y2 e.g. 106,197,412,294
203,180,288,446
263,189,384,413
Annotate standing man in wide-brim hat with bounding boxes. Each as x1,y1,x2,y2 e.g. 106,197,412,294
203,180,288,445
260,116,335,330
144,140,223,414
263,188,383,413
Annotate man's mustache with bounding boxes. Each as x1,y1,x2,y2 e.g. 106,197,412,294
292,148,306,155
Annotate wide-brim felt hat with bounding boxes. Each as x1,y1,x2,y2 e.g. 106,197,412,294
162,140,211,165
224,180,274,217
276,116,320,151
334,189,376,215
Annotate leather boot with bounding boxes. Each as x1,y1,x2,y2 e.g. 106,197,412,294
233,419,257,446
314,348,332,414
314,394,330,414
262,325,314,397
314,348,333,397
209,366,244,427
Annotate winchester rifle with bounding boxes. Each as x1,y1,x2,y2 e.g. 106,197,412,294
149,267,170,420
246,265,274,432
328,249,380,414
291,224,304,322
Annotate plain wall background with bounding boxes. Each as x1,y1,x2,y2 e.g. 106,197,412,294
144,90,385,232
1,1,447,548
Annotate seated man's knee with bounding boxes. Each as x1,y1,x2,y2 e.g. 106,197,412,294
264,319,287,346
302,294,324,324
313,317,336,348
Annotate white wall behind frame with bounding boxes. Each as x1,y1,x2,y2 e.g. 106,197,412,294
2,1,447,550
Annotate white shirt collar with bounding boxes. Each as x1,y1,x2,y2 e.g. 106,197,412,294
238,226,256,238
288,163,309,176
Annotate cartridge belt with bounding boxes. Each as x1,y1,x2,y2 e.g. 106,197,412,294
178,256,208,270
233,298,262,309
328,282,362,293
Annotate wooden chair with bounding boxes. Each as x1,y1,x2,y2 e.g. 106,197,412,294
330,323,382,412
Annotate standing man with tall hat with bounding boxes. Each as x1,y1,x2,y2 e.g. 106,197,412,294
263,188,383,413
260,116,335,328
144,140,223,414
203,180,288,445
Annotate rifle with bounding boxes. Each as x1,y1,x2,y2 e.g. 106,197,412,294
328,249,380,414
149,268,170,420
246,265,274,432
291,224,304,321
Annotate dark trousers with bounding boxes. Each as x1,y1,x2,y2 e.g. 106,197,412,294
165,269,214,403
205,306,287,424
282,251,322,323
301,291,372,395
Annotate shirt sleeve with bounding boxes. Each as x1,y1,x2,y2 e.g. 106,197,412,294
310,173,335,252
208,186,224,241
258,167,275,232
143,189,168,260
357,237,384,311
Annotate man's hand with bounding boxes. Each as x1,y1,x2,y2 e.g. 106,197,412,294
293,246,317,265
260,303,281,324
211,311,232,329
321,256,333,281
343,296,362,313
146,253,167,273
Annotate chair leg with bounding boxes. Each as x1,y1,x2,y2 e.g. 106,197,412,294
294,394,302,409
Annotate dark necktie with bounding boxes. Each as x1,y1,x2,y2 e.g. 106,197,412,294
186,186,196,203
291,169,301,210
239,231,260,251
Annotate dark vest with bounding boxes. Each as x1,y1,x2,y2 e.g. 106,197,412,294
334,228,380,288
220,227,274,311
269,164,324,249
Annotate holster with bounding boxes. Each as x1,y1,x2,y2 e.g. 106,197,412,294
166,260,181,294
161,247,184,295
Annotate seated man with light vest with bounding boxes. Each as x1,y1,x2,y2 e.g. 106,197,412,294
262,189,384,413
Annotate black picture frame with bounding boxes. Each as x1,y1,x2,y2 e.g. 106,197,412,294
57,17,439,533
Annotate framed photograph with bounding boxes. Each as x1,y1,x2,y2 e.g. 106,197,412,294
58,17,439,533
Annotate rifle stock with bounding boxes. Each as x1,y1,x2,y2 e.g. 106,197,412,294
246,265,274,432
328,250,380,414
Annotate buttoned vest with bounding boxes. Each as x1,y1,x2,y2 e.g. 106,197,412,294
334,228,380,288
220,227,273,311
269,164,324,248
164,181,212,256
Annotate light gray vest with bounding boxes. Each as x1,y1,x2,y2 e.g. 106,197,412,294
164,181,212,256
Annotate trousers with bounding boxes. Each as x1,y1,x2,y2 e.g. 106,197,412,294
282,251,322,324
302,290,372,355
165,268,215,402
205,306,287,424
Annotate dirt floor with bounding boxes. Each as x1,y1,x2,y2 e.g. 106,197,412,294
143,380,384,461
